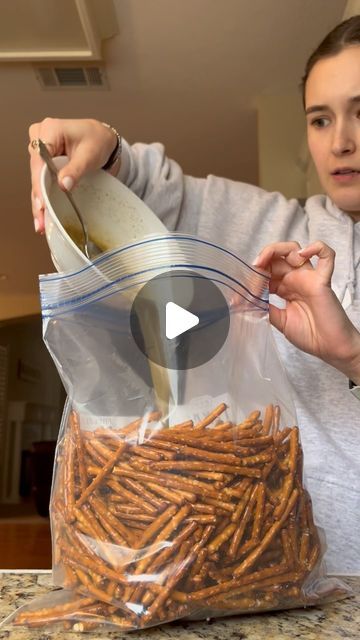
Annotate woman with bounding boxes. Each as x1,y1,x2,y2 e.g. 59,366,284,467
28,16,360,573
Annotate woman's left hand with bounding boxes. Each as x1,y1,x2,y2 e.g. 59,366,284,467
254,241,360,380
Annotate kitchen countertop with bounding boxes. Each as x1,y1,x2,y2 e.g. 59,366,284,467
0,572,359,639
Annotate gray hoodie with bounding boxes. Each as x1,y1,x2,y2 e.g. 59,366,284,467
118,140,360,575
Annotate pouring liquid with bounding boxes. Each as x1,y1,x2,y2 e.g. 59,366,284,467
64,224,173,421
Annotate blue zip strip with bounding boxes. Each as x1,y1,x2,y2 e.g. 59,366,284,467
40,234,270,283
41,262,268,312
42,272,268,319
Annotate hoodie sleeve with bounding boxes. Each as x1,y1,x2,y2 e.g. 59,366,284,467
116,139,204,235
115,139,307,264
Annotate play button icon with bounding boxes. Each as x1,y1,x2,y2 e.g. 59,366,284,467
166,302,199,339
130,269,230,370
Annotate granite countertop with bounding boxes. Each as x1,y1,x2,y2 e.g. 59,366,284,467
0,572,359,640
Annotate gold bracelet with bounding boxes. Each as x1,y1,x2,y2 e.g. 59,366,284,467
101,123,122,170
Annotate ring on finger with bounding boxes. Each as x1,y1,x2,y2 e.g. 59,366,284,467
30,139,55,152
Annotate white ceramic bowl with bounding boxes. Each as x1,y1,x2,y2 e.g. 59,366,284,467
40,157,167,274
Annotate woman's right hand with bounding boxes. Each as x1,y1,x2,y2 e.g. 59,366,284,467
28,118,120,232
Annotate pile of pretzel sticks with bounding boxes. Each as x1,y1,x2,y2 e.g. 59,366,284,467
14,403,323,631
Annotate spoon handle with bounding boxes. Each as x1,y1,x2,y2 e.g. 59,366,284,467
37,139,91,259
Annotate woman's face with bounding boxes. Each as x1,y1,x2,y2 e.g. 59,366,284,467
305,45,360,221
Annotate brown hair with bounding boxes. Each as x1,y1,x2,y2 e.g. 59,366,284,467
301,15,360,107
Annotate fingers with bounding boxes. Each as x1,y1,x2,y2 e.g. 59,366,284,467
298,241,335,283
56,119,116,190
253,240,335,288
56,140,104,191
253,241,310,271
254,240,336,302
29,124,44,231
29,118,64,232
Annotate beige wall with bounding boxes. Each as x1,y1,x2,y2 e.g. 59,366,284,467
256,93,307,199
0,295,41,322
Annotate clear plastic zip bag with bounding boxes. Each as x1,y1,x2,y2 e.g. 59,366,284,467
2,235,351,633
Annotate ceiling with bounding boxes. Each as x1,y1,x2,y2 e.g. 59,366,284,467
0,0,348,319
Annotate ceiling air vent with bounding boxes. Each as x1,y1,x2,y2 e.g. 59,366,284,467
34,65,109,90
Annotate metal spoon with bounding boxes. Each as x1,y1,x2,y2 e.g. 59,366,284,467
36,139,102,260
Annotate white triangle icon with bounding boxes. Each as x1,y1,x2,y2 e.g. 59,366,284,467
166,302,199,340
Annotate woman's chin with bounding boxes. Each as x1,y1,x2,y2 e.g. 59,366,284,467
326,187,360,218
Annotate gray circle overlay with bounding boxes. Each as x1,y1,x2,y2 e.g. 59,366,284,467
130,270,230,370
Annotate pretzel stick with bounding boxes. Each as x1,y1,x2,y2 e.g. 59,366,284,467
84,440,107,466
186,514,217,524
144,481,194,505
106,478,158,515
89,495,134,545
193,403,227,429
73,506,107,541
249,482,266,542
110,511,154,524
288,427,299,474
164,444,246,465
287,511,299,560
184,547,208,589
232,434,274,447
153,434,257,457
141,445,178,460
88,438,119,460
134,504,177,549
281,528,294,567
193,503,216,514
113,467,221,497
131,446,163,461
231,483,253,523
233,488,299,577
203,496,236,513
182,560,290,602
273,474,294,520
77,441,127,507
299,530,311,567
262,404,273,435
100,411,162,438
167,419,194,431
307,544,320,571
108,504,142,515
186,471,227,482
63,434,76,521
262,454,278,481
121,477,167,511
70,411,88,491
14,597,95,626
272,405,280,432
213,570,304,602
222,422,262,439
208,522,237,555
228,484,258,559
149,459,262,477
